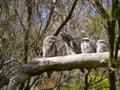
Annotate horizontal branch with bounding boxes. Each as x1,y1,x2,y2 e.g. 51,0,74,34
8,51,120,90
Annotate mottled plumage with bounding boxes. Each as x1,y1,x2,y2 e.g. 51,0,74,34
42,36,57,78
96,39,108,53
42,36,57,57
61,32,80,55
81,38,95,53
61,32,81,77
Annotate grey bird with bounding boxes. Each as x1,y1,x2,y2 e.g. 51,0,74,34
42,36,57,57
95,40,108,76
81,38,95,53
42,36,57,78
61,32,81,55
95,39,108,53
61,32,81,78
80,38,95,87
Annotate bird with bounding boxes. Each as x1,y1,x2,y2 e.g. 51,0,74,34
42,36,57,78
61,32,81,79
80,38,95,72
95,39,108,53
81,38,95,53
42,36,57,57
95,40,108,75
61,32,80,55
80,38,95,87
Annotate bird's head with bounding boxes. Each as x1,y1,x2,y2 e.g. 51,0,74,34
43,36,57,46
61,32,75,47
81,38,91,43
96,39,107,47
96,39,106,44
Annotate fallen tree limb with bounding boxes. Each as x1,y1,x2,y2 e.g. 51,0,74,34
8,51,120,90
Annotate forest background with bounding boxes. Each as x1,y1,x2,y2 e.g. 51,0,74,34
0,0,120,90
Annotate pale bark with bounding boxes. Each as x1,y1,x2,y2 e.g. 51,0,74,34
8,51,120,90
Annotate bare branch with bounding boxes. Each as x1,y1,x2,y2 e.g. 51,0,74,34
54,0,78,36
8,51,120,90
91,0,109,19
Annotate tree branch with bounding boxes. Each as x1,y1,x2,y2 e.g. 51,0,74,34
54,0,78,36
7,51,120,90
91,0,109,20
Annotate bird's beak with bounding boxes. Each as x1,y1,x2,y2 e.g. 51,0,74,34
61,32,70,44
